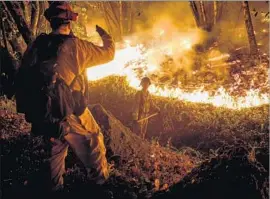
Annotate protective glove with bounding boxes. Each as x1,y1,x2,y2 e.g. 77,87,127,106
96,25,106,36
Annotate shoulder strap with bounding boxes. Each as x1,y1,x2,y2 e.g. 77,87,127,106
69,58,82,89
69,74,81,89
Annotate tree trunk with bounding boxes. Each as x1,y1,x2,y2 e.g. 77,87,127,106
199,1,206,24
4,1,34,44
119,0,123,39
22,1,31,27
0,1,47,97
1,2,26,55
101,1,137,41
127,1,134,34
101,3,113,35
30,1,40,37
213,1,218,25
216,2,225,22
242,1,258,55
0,4,21,97
101,2,122,41
37,1,50,35
121,1,135,35
190,1,224,32
0,8,8,49
189,1,201,28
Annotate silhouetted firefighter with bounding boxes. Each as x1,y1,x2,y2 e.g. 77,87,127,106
14,2,115,192
132,77,160,139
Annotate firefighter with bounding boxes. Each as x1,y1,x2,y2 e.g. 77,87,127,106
16,2,115,191
132,77,160,139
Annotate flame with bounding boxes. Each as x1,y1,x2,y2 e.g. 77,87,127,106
87,30,269,110
86,42,142,81
181,39,192,50
159,29,165,36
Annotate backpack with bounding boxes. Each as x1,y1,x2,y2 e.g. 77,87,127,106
15,33,83,137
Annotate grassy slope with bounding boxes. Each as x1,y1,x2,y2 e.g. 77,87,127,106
0,77,268,198
88,76,269,152
0,96,198,199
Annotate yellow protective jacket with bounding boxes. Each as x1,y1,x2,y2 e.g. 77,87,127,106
55,31,115,91
19,30,115,184
20,29,115,133
22,30,115,93
52,31,114,183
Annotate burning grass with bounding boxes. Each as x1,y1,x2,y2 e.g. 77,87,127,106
88,76,269,152
87,38,269,110
87,77,269,199
84,16,269,110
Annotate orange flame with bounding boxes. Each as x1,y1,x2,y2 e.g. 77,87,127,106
87,30,269,110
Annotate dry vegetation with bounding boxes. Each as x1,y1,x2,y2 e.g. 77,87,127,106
88,76,268,150
0,2,269,199
1,96,200,199
1,75,268,199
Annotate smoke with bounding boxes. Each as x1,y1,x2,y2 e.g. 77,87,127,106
72,1,268,53
132,2,196,32
119,3,216,84
73,2,269,89
210,1,269,53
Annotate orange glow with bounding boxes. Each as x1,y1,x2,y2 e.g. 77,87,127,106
87,28,269,110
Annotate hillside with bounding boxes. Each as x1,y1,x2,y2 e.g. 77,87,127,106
1,86,268,199
88,76,268,151
1,97,198,199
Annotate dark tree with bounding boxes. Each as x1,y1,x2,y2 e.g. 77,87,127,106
189,1,224,32
0,1,49,97
242,1,258,55
99,1,135,41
